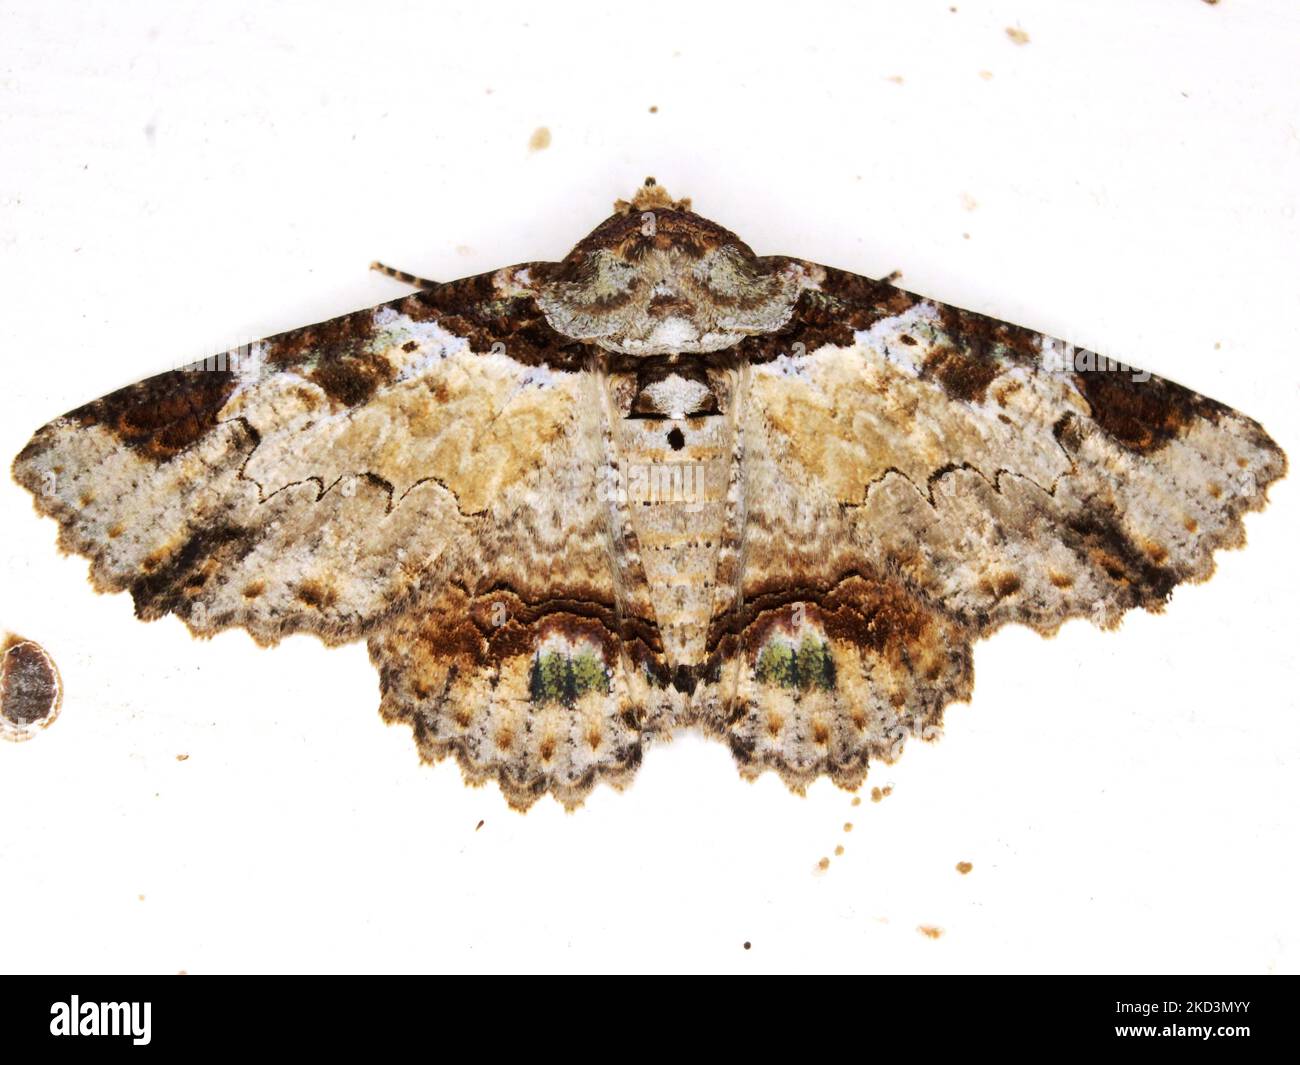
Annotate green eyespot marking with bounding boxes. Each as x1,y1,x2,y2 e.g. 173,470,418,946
755,634,836,692
529,649,610,706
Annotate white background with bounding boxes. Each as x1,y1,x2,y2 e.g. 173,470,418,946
1,0,1296,975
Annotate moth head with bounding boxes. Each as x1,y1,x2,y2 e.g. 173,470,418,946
535,178,816,356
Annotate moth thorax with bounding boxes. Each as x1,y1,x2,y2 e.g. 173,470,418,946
625,365,723,421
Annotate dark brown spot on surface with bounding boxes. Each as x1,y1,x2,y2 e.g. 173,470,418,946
242,581,265,600
295,580,338,610
310,351,396,407
956,861,973,875
924,346,1001,403
1,636,62,739
475,819,484,831
979,571,1022,600
1063,510,1178,606
817,857,830,871
67,369,237,460
129,523,259,622
743,940,751,950
1073,369,1226,453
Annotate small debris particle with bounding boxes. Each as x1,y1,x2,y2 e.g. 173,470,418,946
956,861,973,875
918,925,944,939
851,796,862,807
882,785,893,797
871,787,883,802
1005,27,1030,45
528,127,551,152
743,941,751,950
1,635,62,742
843,822,854,832
649,105,658,113
834,845,845,856
475,819,484,831
176,753,189,762
817,857,830,871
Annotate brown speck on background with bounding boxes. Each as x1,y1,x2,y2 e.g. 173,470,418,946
176,753,189,762
649,105,658,113
851,796,861,807
843,822,853,832
528,127,551,152
1,635,62,742
475,819,484,831
956,861,973,875
1006,27,1030,45
817,857,830,871
918,925,944,939
871,786,883,803
743,941,751,950
883,785,893,797
834,845,844,856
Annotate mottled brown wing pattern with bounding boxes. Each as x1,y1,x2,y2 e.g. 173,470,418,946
13,273,681,809
703,267,1285,790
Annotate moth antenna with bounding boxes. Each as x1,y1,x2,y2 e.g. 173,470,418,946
369,261,439,289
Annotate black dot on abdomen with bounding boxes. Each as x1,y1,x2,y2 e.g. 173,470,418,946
666,427,685,451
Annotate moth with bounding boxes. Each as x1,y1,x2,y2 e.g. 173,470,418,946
12,178,1285,809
